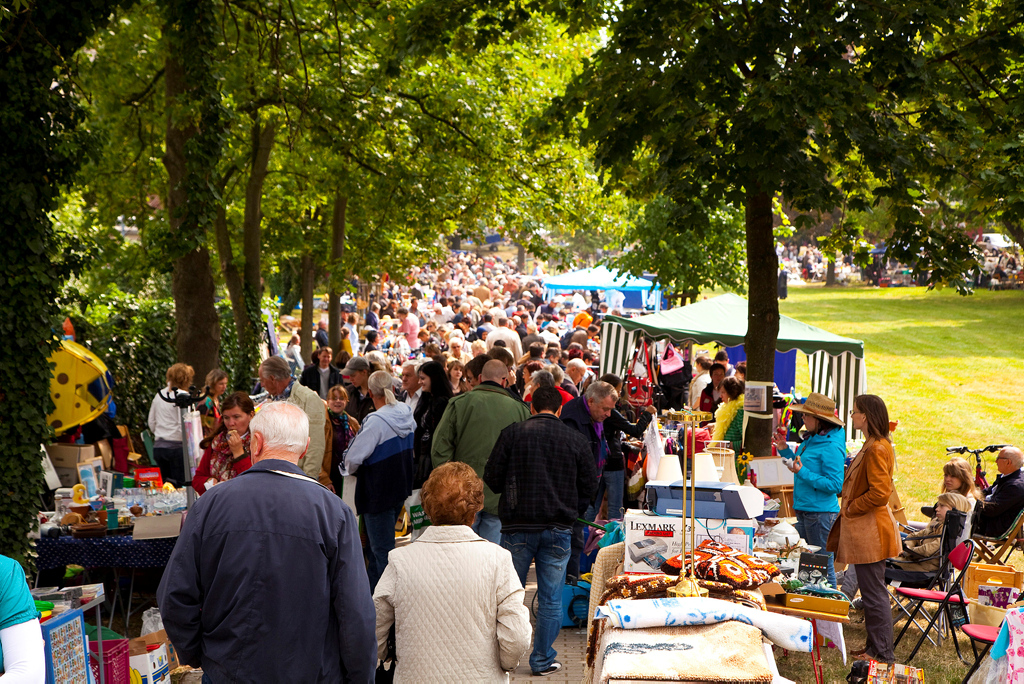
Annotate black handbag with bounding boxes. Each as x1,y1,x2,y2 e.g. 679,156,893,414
375,625,396,683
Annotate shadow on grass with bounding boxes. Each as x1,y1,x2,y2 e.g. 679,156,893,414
775,606,984,684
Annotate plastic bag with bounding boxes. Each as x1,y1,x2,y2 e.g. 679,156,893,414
141,607,164,636
404,489,431,541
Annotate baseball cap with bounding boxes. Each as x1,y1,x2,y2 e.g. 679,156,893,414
341,356,371,376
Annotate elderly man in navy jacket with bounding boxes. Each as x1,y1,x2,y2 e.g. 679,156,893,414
157,402,376,683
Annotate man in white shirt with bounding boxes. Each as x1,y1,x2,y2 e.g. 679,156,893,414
486,317,524,360
400,360,422,413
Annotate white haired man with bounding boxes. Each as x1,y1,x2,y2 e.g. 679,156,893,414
342,371,416,591
978,446,1024,537
158,402,376,683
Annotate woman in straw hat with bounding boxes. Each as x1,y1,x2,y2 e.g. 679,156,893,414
772,392,846,589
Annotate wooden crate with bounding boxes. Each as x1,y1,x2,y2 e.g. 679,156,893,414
964,563,1024,599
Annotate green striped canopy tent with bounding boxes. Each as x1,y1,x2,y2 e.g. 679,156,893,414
600,293,867,438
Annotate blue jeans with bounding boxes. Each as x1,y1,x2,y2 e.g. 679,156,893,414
502,529,572,673
586,470,625,521
472,510,503,544
363,505,403,593
794,510,838,588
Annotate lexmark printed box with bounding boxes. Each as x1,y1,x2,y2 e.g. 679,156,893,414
623,510,756,573
623,510,684,573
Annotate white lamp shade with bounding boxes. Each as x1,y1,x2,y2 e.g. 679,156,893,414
655,454,684,482
692,451,719,482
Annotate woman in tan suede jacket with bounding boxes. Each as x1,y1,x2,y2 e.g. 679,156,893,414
827,394,899,664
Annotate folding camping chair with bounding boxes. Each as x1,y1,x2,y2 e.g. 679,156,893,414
892,539,976,664
972,508,1024,566
886,510,967,649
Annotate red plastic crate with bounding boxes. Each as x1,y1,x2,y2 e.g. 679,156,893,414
89,638,130,684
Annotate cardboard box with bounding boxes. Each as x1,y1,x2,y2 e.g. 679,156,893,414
133,514,183,540
784,592,850,616
623,510,757,573
129,629,179,671
45,443,96,470
624,510,684,573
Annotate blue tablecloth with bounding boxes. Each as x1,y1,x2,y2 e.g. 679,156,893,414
35,535,177,571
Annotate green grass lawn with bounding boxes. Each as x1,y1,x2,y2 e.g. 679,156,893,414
778,285,1024,522
767,285,1022,682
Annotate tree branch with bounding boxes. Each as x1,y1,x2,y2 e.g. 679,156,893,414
395,90,481,149
122,68,165,107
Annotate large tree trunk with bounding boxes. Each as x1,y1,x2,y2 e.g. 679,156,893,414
300,252,315,364
165,54,220,381
825,257,836,286
327,194,347,350
744,190,779,458
517,241,526,272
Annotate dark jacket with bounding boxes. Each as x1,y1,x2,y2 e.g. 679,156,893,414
604,408,653,472
699,384,722,416
315,328,330,349
300,364,343,397
977,468,1024,537
484,414,598,532
156,459,376,684
561,378,580,398
344,383,376,425
560,396,608,475
413,393,450,488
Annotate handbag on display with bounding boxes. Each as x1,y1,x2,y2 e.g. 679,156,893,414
660,343,685,375
624,338,654,409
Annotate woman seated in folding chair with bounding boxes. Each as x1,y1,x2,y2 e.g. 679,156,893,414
891,492,972,573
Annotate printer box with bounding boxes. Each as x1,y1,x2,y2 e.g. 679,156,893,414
624,510,684,573
623,511,757,573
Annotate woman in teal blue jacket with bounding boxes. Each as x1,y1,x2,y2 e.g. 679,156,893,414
773,392,847,588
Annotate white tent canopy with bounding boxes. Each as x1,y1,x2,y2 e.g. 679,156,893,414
542,266,661,311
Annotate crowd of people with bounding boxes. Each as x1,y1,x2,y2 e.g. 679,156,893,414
134,251,1024,680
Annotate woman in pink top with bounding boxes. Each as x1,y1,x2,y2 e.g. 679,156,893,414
397,307,420,349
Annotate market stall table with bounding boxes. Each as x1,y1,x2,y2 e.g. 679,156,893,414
35,534,178,628
766,599,850,684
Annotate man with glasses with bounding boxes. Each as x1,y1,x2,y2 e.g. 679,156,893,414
977,446,1024,537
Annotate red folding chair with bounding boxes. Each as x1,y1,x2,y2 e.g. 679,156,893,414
958,622,1000,684
892,540,975,664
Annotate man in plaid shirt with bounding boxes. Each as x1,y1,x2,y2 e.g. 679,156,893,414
484,386,597,677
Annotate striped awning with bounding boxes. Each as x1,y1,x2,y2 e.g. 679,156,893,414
600,320,641,378
807,351,868,440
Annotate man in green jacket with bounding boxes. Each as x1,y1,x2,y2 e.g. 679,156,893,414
432,359,530,542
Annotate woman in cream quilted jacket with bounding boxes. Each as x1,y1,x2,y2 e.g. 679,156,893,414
373,462,532,683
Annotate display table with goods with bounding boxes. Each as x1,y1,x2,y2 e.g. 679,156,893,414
35,480,186,635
